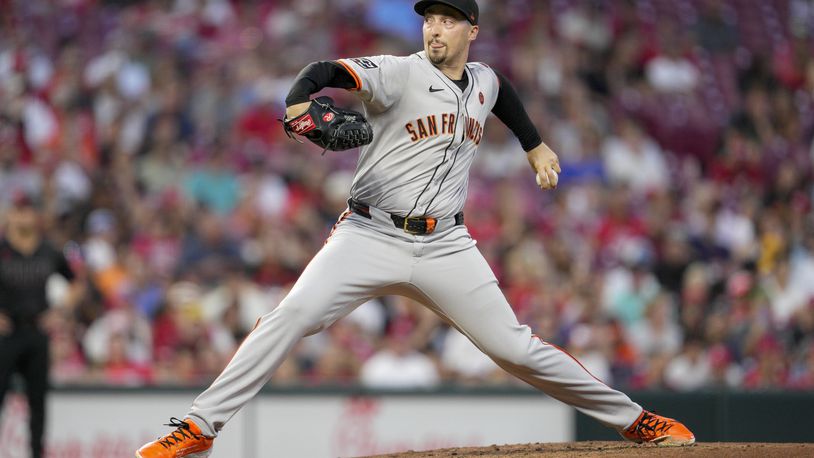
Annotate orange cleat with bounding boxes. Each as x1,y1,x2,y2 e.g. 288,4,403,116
136,417,214,458
621,410,696,446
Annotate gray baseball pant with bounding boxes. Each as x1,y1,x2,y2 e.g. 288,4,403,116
186,206,642,435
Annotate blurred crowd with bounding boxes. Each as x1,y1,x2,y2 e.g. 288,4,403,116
0,0,813,392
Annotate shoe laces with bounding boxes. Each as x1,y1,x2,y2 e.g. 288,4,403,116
630,411,672,440
157,417,203,449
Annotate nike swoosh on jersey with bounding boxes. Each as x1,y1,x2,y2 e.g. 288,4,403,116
429,86,444,92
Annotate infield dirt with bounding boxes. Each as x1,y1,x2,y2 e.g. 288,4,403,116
364,441,814,457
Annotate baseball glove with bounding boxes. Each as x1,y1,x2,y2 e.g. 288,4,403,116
282,96,373,152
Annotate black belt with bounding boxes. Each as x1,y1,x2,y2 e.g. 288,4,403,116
348,198,464,235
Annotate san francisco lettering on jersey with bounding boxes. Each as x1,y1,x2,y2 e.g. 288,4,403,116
405,113,482,144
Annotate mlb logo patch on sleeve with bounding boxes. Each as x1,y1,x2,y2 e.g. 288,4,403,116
351,58,378,69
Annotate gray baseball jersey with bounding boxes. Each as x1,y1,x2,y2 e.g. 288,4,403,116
183,51,643,453
337,51,497,218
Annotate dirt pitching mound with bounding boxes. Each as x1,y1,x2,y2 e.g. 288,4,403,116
365,441,814,457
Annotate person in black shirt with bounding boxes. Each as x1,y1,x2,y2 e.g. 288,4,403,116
0,193,83,458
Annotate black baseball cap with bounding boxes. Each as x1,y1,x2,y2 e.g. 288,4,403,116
414,0,479,25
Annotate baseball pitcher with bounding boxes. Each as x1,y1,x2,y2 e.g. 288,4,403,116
137,1,694,456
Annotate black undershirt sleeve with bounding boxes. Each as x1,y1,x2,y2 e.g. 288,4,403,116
491,70,543,152
285,61,357,107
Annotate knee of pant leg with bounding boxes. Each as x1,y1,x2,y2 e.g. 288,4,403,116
271,295,328,334
485,343,532,369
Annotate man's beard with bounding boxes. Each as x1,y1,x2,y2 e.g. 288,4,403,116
427,38,452,65
428,48,447,65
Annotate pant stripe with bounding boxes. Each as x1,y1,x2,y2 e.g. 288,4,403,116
325,210,352,243
532,334,609,387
